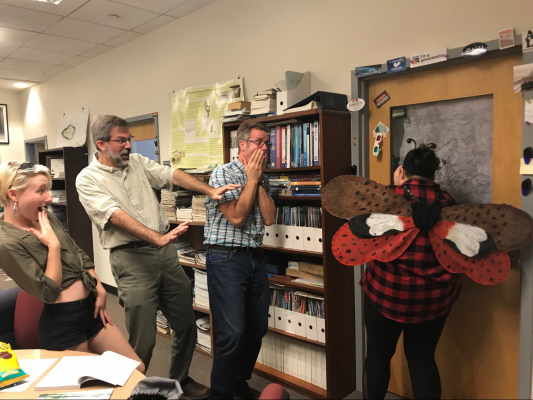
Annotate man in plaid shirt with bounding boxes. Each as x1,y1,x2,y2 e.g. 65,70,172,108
204,121,276,400
363,143,461,400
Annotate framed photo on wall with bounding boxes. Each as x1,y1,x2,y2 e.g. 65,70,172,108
45,155,64,176
0,104,8,145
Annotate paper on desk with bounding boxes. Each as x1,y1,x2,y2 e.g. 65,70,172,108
521,158,533,175
37,388,114,399
1,358,58,392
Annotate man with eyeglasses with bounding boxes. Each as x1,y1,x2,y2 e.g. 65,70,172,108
204,120,276,399
76,115,239,400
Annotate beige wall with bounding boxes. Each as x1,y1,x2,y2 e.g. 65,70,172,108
16,0,533,288
0,89,25,163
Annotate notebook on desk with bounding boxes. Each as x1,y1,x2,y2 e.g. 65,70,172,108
34,352,139,391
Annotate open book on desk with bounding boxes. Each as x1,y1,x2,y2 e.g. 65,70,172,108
35,351,140,391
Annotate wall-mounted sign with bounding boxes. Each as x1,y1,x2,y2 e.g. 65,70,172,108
410,48,447,68
355,64,382,77
498,28,515,50
387,57,407,74
524,29,533,53
462,42,488,58
373,90,390,109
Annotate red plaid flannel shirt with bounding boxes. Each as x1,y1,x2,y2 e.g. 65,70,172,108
361,178,462,323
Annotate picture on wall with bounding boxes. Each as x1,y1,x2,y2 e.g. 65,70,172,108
0,104,9,145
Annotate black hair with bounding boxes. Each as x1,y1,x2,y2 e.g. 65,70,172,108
403,143,440,179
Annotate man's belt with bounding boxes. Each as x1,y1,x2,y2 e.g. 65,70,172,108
110,241,158,252
208,244,261,254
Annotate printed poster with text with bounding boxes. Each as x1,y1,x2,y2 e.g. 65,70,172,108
170,78,243,168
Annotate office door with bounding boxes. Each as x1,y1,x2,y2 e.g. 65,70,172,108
367,54,522,399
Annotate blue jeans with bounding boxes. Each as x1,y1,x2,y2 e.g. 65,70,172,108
206,247,270,400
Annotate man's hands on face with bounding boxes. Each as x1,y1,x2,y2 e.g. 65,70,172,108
157,222,189,247
243,149,266,183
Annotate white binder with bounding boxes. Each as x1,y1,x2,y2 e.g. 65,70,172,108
294,313,306,337
317,317,326,344
278,225,291,249
274,307,287,331
313,228,323,253
268,306,275,328
263,225,274,246
271,224,283,248
290,226,304,250
285,310,296,334
305,314,318,341
302,227,315,252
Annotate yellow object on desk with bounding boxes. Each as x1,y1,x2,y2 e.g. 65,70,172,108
0,343,28,389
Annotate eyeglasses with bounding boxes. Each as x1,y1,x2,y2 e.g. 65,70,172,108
246,140,272,149
107,136,134,145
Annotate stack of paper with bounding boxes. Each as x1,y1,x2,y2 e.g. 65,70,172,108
50,190,66,204
196,316,211,353
160,189,177,218
175,207,193,221
192,195,206,222
194,268,209,309
223,108,252,123
172,239,192,251
177,247,198,264
250,89,278,116
195,251,206,266
156,310,170,335
175,189,194,209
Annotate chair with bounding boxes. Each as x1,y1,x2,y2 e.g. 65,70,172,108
259,383,290,400
14,289,44,349
0,286,21,346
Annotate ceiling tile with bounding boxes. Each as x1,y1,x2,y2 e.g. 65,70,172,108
0,43,19,58
44,18,126,44
132,15,176,34
165,0,216,18
81,44,114,58
0,68,39,80
0,4,63,32
0,26,39,46
104,31,142,46
29,73,54,83
0,0,90,16
111,0,188,14
8,47,75,65
62,55,91,67
69,0,159,31
24,34,98,55
44,65,71,75
0,58,56,73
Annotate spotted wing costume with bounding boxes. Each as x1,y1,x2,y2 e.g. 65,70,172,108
323,175,533,285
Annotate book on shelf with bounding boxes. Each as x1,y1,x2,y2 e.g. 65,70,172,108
292,193,321,197
227,101,251,110
285,268,323,284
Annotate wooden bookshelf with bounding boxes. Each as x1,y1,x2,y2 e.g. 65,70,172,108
266,166,320,173
267,326,325,348
193,304,210,314
261,245,322,257
271,196,322,201
267,275,324,295
38,147,93,260
194,346,213,359
168,219,205,226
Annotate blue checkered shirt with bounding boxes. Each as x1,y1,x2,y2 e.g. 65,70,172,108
204,159,271,247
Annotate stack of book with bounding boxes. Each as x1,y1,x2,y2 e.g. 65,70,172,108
192,195,206,222
265,174,291,196
195,251,206,266
172,239,192,252
291,174,321,197
222,108,252,123
268,121,320,168
194,268,209,309
160,189,177,218
250,89,277,116
177,247,198,264
50,190,66,204
175,206,193,221
196,316,211,354
156,310,170,335
285,261,324,288
175,189,194,209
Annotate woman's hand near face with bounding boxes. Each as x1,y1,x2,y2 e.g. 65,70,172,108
30,211,60,248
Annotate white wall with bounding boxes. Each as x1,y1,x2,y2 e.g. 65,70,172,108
0,89,26,163
17,0,533,287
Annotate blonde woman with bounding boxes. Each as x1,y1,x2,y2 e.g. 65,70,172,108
0,161,144,372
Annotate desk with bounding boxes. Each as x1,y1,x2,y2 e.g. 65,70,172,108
0,350,145,399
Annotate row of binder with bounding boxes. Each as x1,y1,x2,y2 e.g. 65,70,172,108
269,288,326,344
257,332,327,390
263,224,323,253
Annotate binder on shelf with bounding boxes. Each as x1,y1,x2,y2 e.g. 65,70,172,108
271,225,283,248
290,225,304,250
294,313,306,338
274,307,287,331
263,225,274,246
278,225,291,249
302,227,315,252
268,306,275,328
286,310,296,334
313,228,323,253
317,317,326,344
305,314,318,341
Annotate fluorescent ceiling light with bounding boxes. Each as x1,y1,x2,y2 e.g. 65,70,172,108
34,0,63,4
13,83,31,88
